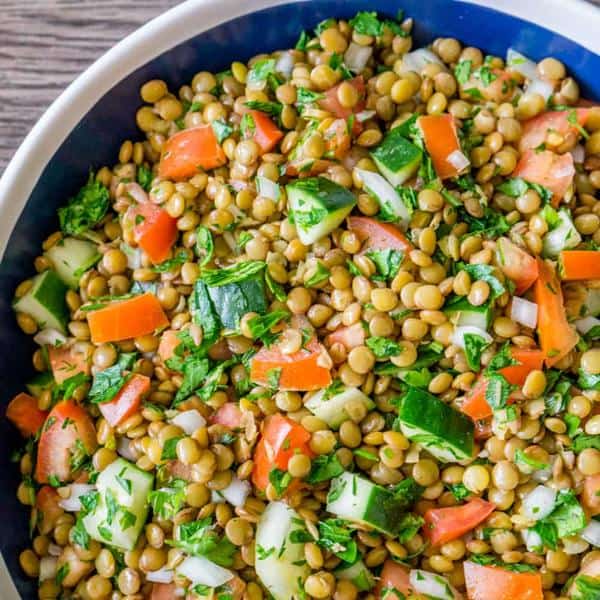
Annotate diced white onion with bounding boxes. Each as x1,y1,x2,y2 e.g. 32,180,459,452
356,110,376,122
399,48,446,75
223,231,237,251
39,557,57,582
275,52,294,78
510,297,538,329
117,436,138,462
255,176,281,201
229,180,249,192
576,316,600,335
410,570,460,599
526,78,555,102
169,410,206,436
121,243,142,270
522,485,557,521
582,520,600,547
446,150,470,172
211,476,251,508
58,484,97,512
570,144,585,163
125,182,149,204
146,568,175,584
176,556,234,587
506,48,538,80
561,450,576,470
33,329,68,347
532,465,552,483
522,528,543,552
47,544,62,557
451,325,493,350
563,535,589,555
344,42,372,73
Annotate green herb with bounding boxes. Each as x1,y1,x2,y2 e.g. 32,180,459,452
454,60,472,85
327,476,347,503
485,372,514,412
346,260,362,277
486,342,518,372
56,562,70,585
200,260,265,287
211,119,233,143
514,449,549,471
172,356,210,405
69,438,90,472
240,113,256,137
265,270,287,301
195,225,214,267
463,88,484,100
578,369,600,391
447,483,471,501
305,454,344,484
88,353,136,404
269,468,292,495
295,30,310,51
52,371,90,402
353,448,378,461
392,477,424,508
151,251,188,272
237,231,253,251
366,336,403,359
366,248,403,281
329,53,352,79
136,165,153,191
296,88,325,108
58,174,110,235
396,513,425,543
317,519,358,563
498,177,553,204
247,58,277,87
79,490,100,514
475,65,497,86
571,434,600,453
464,332,491,371
293,207,329,230
314,18,336,35
247,310,290,346
567,109,589,139
459,263,507,299
47,474,61,488
266,367,282,389
256,545,276,560
469,554,536,572
565,413,581,437
306,262,331,287
349,11,384,36
244,100,283,117
115,469,132,495
71,518,90,549
148,481,187,520
161,436,183,460
572,574,600,600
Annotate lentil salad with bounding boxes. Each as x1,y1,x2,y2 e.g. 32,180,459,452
6,8,600,600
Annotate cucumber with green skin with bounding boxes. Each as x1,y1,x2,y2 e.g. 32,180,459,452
444,296,492,331
287,177,356,245
13,270,69,334
44,237,100,289
396,387,474,462
304,387,374,429
326,472,407,536
335,559,375,591
371,127,422,187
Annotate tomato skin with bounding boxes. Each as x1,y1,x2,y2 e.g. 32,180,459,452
6,393,48,437
582,474,600,516
323,118,352,159
35,401,98,484
513,149,575,208
496,237,539,295
326,322,366,351
98,374,150,427
319,76,366,128
423,498,496,546
158,125,227,179
559,250,600,280
36,486,64,535
158,329,181,363
127,201,178,264
376,560,412,598
210,402,243,429
247,110,284,154
348,216,413,253
519,109,589,152
464,561,543,600
417,114,463,179
48,344,90,385
252,414,313,490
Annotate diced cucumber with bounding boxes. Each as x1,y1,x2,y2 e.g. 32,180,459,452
409,569,460,600
444,296,492,331
542,208,581,258
44,237,100,289
287,177,357,245
397,387,474,462
371,128,422,187
335,559,374,591
13,270,69,334
326,472,406,536
304,387,374,429
83,458,153,551
255,501,310,600
26,372,54,397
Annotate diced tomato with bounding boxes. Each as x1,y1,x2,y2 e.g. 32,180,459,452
323,118,352,159
513,149,575,208
158,330,181,363
582,474,600,516
376,560,412,599
319,76,366,130
250,336,332,391
423,498,496,546
252,413,313,490
125,200,178,264
461,348,545,421
559,250,600,281
87,293,169,344
48,344,90,385
348,216,413,254
519,109,590,152
474,418,493,441
35,400,98,484
496,237,539,295
463,69,517,104
326,322,366,351
6,393,48,437
36,486,64,535
246,110,284,154
150,583,177,600
158,125,227,179
534,259,579,367
417,114,464,179
98,374,150,427
210,402,243,429
464,561,543,600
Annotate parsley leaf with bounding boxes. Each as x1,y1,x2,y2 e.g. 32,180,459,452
195,225,214,267
305,262,331,287
58,174,110,235
151,250,188,273
454,60,472,85
136,165,153,191
148,481,187,520
366,336,403,359
349,11,384,36
305,454,344,484
88,352,137,404
464,332,491,371
247,310,290,346
244,100,283,117
514,449,549,471
447,483,471,501
269,468,292,495
211,119,233,144
485,372,514,412
366,248,403,281
571,434,600,453
247,58,277,87
296,88,325,108
392,477,424,508
200,260,265,287
459,263,507,299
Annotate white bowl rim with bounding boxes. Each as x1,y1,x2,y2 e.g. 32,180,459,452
0,0,599,596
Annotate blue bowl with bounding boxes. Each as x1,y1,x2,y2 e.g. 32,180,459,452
1,0,599,596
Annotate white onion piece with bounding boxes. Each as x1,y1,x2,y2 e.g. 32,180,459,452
169,410,206,436
117,436,138,462
39,557,57,582
570,144,585,163
121,243,142,270
34,329,68,347
176,556,234,587
446,150,470,172
532,465,552,483
223,231,237,251
582,520,600,547
563,535,589,555
146,567,175,584
576,316,600,335
125,182,149,204
211,476,251,508
47,544,62,557
511,297,538,329
275,52,294,78
229,180,248,192
255,176,281,201
451,325,493,350
526,77,555,102
356,110,376,122
506,48,538,80
58,484,96,512
399,48,446,75
522,485,557,521
409,570,461,599
522,528,543,552
344,42,372,73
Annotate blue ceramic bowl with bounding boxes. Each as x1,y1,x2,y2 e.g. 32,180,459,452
1,0,599,596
